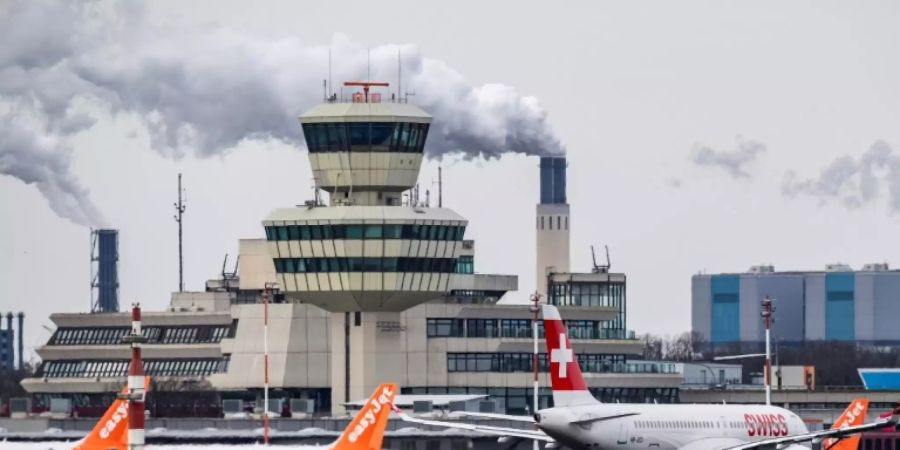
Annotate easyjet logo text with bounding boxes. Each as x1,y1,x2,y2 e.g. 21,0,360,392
744,413,788,437
836,401,865,429
824,401,866,447
348,386,393,443
99,402,128,439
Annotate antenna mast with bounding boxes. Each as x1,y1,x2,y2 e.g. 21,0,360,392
591,245,611,274
328,48,332,100
438,166,442,207
173,173,187,292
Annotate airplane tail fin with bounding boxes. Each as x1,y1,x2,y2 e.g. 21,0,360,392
823,398,869,450
543,305,599,407
334,383,398,450
73,376,150,450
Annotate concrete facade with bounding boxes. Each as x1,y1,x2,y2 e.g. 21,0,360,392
535,203,570,297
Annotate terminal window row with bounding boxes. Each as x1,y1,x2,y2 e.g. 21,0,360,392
38,357,229,378
265,224,466,242
427,318,627,340
447,352,677,374
548,281,628,332
273,257,459,274
548,281,626,309
446,352,626,373
49,325,233,346
302,121,430,153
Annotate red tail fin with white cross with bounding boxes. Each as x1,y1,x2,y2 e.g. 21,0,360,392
543,304,599,407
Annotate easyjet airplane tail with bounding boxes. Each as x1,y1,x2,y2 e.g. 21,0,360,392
823,398,870,450
73,376,150,450
543,304,600,407
333,383,398,450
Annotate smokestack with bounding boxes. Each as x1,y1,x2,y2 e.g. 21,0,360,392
92,229,120,313
16,312,23,371
536,156,570,298
5,312,12,370
540,157,567,204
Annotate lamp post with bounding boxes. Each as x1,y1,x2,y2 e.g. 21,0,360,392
712,297,776,405
529,292,542,450
760,296,775,406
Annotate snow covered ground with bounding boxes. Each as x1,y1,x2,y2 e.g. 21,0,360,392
0,444,325,449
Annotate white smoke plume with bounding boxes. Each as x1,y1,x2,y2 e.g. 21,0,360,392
690,136,766,179
782,140,900,212
0,1,564,226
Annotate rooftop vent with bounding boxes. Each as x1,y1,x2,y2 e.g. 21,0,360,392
862,263,889,272
748,265,775,274
825,263,853,272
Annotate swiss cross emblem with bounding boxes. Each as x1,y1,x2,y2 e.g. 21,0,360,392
550,333,574,378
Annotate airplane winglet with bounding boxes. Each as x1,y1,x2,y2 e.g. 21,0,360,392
73,376,151,450
334,383,398,450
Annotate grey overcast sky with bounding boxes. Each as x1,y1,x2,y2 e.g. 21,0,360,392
3,1,900,361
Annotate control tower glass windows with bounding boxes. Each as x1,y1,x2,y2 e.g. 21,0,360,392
274,257,457,273
302,122,430,153
265,224,466,242
456,255,474,274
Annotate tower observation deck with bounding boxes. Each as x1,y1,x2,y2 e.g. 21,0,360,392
262,82,468,312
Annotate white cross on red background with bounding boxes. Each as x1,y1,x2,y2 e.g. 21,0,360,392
550,333,573,378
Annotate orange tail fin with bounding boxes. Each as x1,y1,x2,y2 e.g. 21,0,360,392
823,398,869,450
74,376,151,450
334,383,398,450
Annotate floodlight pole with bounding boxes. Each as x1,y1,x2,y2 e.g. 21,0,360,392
761,296,775,406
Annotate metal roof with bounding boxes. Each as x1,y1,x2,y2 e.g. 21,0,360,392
299,102,432,123
263,206,467,223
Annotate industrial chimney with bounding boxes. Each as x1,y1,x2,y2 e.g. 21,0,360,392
16,312,23,371
4,312,12,370
535,156,570,298
91,229,120,313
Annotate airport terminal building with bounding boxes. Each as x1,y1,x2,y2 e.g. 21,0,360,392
21,87,680,417
692,264,900,347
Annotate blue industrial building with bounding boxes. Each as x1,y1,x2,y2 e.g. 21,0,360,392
692,264,900,346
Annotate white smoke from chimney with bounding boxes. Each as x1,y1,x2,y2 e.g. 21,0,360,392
0,1,564,225
782,140,900,212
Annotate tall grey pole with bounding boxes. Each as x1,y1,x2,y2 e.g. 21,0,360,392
173,173,186,292
17,312,24,370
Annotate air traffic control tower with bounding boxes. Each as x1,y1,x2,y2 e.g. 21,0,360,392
262,82,470,407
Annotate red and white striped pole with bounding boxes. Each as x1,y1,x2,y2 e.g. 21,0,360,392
760,296,774,406
125,304,147,449
262,288,270,446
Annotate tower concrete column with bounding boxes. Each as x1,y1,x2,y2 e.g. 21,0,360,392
535,156,570,298
330,311,410,415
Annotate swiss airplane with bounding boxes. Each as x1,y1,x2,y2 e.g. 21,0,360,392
396,305,899,450
74,381,397,450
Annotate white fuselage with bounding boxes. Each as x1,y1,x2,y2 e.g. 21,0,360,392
537,403,810,450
